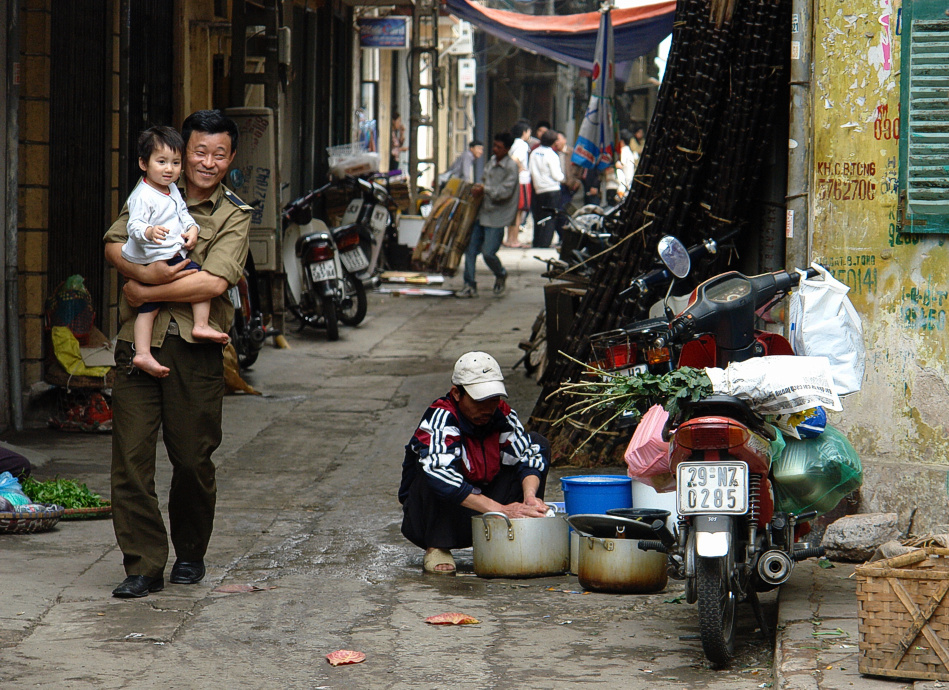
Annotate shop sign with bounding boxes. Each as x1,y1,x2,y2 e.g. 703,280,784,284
358,18,410,49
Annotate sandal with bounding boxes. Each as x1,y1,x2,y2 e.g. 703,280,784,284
423,548,456,574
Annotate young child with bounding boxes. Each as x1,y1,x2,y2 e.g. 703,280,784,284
121,125,229,378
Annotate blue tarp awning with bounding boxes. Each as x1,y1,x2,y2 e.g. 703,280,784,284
444,0,675,76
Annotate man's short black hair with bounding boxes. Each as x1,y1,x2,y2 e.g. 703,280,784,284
138,126,184,163
494,132,515,149
511,122,530,139
469,139,483,148
620,128,634,142
181,109,239,153
535,119,551,131
540,130,558,148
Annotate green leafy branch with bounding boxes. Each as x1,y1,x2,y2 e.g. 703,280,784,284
549,352,713,455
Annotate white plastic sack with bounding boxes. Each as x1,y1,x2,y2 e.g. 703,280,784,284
787,263,865,395
705,356,843,416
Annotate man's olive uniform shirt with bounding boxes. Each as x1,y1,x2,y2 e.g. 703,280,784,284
104,184,251,346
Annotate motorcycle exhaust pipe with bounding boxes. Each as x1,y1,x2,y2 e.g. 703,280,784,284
757,550,794,585
793,545,826,561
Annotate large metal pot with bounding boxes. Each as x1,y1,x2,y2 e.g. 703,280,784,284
472,512,569,578
577,535,668,594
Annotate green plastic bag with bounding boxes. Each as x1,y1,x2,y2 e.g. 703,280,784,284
771,424,862,517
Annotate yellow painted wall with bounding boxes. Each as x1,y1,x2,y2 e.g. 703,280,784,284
813,0,949,525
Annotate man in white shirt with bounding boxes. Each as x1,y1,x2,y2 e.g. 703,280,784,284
505,122,532,247
528,130,565,248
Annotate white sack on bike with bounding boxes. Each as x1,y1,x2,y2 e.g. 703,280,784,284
704,355,843,415
787,263,865,395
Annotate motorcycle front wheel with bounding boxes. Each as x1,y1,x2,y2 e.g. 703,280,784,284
338,273,368,327
321,294,339,341
697,555,736,667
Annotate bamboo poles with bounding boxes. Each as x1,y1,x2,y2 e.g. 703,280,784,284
529,0,791,465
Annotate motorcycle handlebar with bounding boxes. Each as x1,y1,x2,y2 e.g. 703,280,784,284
657,265,824,345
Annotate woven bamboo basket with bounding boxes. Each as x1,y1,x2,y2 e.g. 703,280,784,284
856,547,949,681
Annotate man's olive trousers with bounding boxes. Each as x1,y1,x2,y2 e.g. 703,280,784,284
111,335,224,578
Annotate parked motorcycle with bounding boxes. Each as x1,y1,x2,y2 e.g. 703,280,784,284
329,172,400,326
282,186,364,341
624,239,826,667
227,250,280,368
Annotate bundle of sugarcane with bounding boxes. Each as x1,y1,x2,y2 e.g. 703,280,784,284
529,0,791,465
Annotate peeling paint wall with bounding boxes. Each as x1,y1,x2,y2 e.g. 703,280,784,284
813,0,949,529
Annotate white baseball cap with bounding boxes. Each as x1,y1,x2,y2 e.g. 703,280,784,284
451,351,508,401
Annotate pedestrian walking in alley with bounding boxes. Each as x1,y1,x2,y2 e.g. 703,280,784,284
103,109,251,599
505,121,532,248
528,119,550,152
458,133,518,298
438,139,484,185
399,351,551,574
390,110,406,172
529,129,565,248
617,128,638,198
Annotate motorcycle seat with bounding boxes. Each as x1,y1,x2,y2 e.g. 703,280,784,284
679,394,775,441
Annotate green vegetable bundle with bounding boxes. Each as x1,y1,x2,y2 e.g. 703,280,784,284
552,356,713,454
20,477,110,509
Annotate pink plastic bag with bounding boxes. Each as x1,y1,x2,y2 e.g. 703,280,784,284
624,405,674,493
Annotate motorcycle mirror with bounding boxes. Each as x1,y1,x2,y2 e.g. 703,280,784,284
657,236,691,279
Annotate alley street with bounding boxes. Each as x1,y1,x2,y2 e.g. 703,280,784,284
1,248,777,688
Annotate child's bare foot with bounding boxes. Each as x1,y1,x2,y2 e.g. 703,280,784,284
192,324,230,344
132,352,170,378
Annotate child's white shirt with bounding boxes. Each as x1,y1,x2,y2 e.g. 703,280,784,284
121,179,199,265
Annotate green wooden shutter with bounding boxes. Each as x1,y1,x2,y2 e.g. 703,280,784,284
900,0,949,234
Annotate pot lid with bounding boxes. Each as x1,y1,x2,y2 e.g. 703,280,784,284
565,513,659,539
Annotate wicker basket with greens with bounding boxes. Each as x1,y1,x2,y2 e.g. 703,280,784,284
20,477,111,511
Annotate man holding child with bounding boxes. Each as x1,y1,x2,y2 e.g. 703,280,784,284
103,110,250,598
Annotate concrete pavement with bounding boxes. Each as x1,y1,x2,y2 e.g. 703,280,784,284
0,245,925,688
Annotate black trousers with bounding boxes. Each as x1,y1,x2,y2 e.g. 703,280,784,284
401,432,550,550
531,191,562,248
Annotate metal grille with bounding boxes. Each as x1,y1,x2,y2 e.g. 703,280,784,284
48,1,111,320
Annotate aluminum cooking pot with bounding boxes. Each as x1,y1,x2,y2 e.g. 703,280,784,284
472,512,569,578
577,535,668,594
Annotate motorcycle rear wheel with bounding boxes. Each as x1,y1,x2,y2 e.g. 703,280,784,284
321,295,339,341
338,273,367,327
228,315,259,369
697,555,736,667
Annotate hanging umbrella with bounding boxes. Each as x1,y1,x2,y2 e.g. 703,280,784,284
572,5,616,171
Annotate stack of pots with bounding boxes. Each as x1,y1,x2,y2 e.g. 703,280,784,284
561,475,669,594
561,475,633,575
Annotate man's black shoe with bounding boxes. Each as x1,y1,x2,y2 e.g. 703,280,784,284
112,575,164,598
170,560,206,584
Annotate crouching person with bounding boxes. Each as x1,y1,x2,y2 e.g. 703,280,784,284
399,351,550,574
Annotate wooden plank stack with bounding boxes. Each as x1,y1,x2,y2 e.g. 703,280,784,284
410,178,482,276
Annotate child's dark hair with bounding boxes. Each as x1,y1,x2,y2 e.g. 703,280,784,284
138,126,184,163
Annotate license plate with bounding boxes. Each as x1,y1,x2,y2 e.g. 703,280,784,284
308,260,336,282
677,461,748,515
340,248,369,273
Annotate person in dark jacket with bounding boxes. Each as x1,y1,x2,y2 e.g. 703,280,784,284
399,351,550,574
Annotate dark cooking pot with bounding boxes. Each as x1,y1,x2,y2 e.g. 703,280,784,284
566,514,668,594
